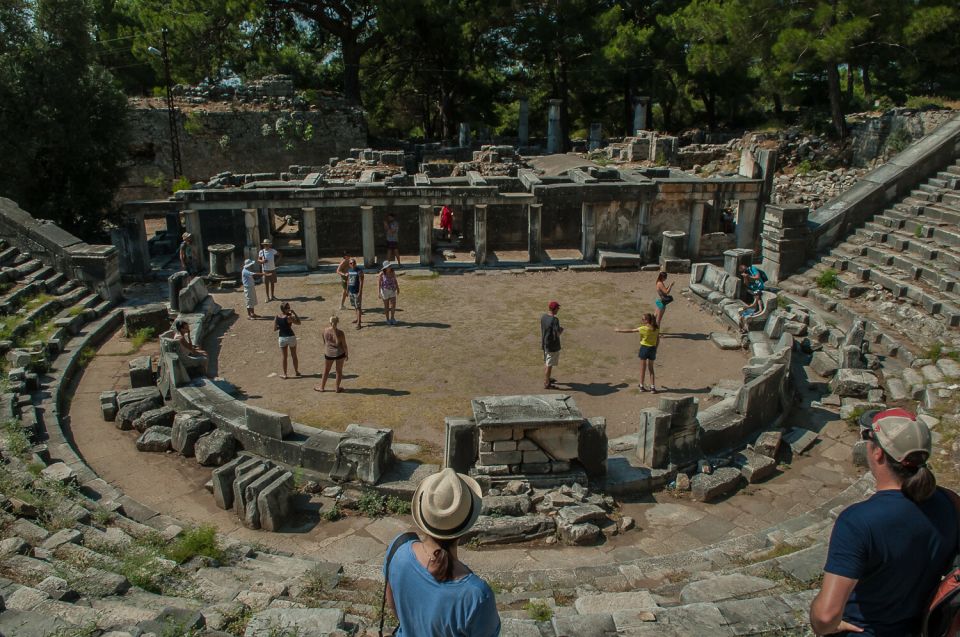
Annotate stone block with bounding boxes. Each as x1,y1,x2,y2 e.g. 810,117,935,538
522,450,548,463
936,357,960,379
461,514,555,545
123,303,169,337
99,391,118,422
558,521,601,545
444,418,477,473
885,377,908,402
128,355,154,388
244,404,292,439
809,351,839,378
233,462,269,521
195,428,237,466
480,450,522,465
578,417,607,477
636,408,670,469
557,504,606,525
711,332,742,350
523,462,552,473
784,427,818,455
132,405,176,433
135,426,172,452
243,608,344,637
526,426,579,461
171,410,212,456
80,566,130,596
481,495,532,517
243,467,285,530
680,573,777,604
691,467,742,502
39,463,76,486
257,471,294,532
302,430,344,475
734,448,776,483
921,364,946,384
116,386,162,409
830,369,880,397
332,424,393,484
852,440,869,467
574,591,659,615
178,277,209,314
753,431,782,459
478,427,514,443
115,397,158,431
211,456,250,510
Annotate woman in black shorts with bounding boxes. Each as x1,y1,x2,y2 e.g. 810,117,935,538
315,316,348,393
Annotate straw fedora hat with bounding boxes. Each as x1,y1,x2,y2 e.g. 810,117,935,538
411,468,482,540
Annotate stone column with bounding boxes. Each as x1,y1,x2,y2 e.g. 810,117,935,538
723,248,754,277
688,201,705,258
360,205,375,268
518,97,529,146
207,244,235,278
459,123,471,148
242,209,261,260
636,201,651,258
419,205,433,266
660,231,687,260
546,99,562,154
581,203,596,262
474,204,488,266
301,207,319,269
181,209,202,271
588,123,602,151
528,204,543,263
633,96,650,134
735,199,760,249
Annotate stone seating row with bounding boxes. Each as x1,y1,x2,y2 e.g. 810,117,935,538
688,262,777,331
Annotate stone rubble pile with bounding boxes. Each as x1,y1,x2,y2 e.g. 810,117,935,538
772,167,866,211
452,145,526,177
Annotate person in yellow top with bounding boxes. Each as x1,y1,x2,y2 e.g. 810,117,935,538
615,313,660,393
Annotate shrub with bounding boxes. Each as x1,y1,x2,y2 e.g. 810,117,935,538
172,176,192,193
165,525,225,564
815,268,839,291
1,419,31,458
183,112,205,136
524,599,554,621
357,490,386,517
129,327,156,352
321,504,342,522
386,495,411,515
76,346,96,368
915,225,923,238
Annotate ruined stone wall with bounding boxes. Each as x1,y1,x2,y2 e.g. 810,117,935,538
123,104,367,203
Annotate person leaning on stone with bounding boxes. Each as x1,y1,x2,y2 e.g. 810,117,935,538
172,318,207,376
541,300,563,389
809,408,959,637
179,232,195,275
382,468,500,637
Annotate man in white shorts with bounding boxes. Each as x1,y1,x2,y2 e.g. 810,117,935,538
258,238,280,301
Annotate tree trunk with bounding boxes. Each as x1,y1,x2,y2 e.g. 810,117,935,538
341,39,362,105
701,90,717,130
773,93,784,117
846,63,854,99
861,64,872,103
826,61,846,139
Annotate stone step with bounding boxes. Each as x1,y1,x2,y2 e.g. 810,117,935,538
927,177,949,189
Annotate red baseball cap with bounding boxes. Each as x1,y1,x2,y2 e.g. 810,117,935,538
548,301,560,311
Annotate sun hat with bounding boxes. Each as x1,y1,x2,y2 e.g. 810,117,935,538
243,258,256,269
548,300,560,311
382,260,394,269
261,238,272,245
411,468,483,540
869,408,931,464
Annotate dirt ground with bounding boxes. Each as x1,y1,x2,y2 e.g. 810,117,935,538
210,269,747,460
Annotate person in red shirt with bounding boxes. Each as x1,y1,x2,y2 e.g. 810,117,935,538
439,205,454,241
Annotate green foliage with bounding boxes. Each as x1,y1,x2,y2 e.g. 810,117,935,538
321,504,342,522
172,176,192,192
68,306,85,317
777,295,791,310
524,599,554,622
2,419,31,458
76,347,96,368
165,525,225,564
144,172,167,190
183,112,206,136
924,342,960,363
128,327,157,351
386,495,411,515
815,268,839,291
357,490,386,517
915,225,924,238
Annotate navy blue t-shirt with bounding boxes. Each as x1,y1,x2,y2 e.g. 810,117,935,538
824,488,958,636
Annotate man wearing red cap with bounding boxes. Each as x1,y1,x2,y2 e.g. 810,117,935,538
810,408,959,636
540,301,563,389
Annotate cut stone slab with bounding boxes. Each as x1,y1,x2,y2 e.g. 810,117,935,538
39,462,76,486
691,467,741,502
481,495,532,517
556,504,606,526
734,449,776,483
574,590,659,615
936,357,960,379
753,431,782,459
558,521,600,545
598,250,641,270
783,427,818,455
243,608,344,637
78,567,130,597
171,411,212,457
830,369,880,398
921,364,946,384
116,397,162,431
679,573,778,604
809,351,839,378
552,614,617,637
132,405,176,433
461,514,555,546
135,426,172,452
885,377,908,402
116,386,163,410
710,332,742,350
100,390,118,421
195,429,236,466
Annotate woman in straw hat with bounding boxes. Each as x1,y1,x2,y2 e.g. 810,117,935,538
382,468,500,636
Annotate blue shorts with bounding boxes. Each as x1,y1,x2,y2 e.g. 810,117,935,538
639,346,657,360
655,299,665,310
742,308,757,318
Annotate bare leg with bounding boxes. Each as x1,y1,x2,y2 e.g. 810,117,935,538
317,359,333,391
356,305,362,328
639,360,647,388
280,346,288,378
649,361,657,391
544,364,553,388
389,298,397,322
340,288,347,309
290,346,300,375
383,299,390,322
335,358,345,391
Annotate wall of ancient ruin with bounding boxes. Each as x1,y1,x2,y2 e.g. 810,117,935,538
122,103,367,203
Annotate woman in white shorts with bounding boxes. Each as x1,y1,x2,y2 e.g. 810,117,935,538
378,260,401,325
273,302,301,378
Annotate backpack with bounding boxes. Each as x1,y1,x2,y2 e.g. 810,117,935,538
922,490,960,637
752,266,769,283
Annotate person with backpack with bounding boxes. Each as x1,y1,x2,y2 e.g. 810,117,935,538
540,300,563,389
810,409,959,637
738,263,767,294
381,468,500,637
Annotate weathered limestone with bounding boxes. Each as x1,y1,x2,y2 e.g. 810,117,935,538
178,277,209,314
123,304,169,337
171,410,212,456
360,205,375,267
691,467,742,502
301,207,318,268
135,426,173,452
474,204,488,266
418,205,432,266
131,405,176,433
760,204,809,283
830,369,880,397
99,391,118,421
195,428,237,466
244,404,292,439
127,356,153,388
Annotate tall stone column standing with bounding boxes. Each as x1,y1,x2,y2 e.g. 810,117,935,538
242,209,261,260
528,204,543,263
301,207,319,269
588,123,602,151
360,205,375,268
418,205,433,267
517,97,529,146
473,204,488,266
735,199,760,250
546,99,562,154
181,209,203,272
633,96,650,134
459,123,470,148
580,203,596,262
687,201,706,258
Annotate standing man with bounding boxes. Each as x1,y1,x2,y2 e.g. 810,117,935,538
179,233,195,275
810,409,958,636
336,252,351,310
258,238,280,302
384,213,401,266
241,258,263,319
540,301,563,389
346,257,364,330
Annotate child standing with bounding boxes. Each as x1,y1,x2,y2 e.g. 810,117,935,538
615,313,660,393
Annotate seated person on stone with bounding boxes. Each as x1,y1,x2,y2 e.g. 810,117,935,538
739,292,765,332
173,319,208,375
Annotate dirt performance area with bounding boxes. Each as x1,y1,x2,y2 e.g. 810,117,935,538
210,269,748,459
